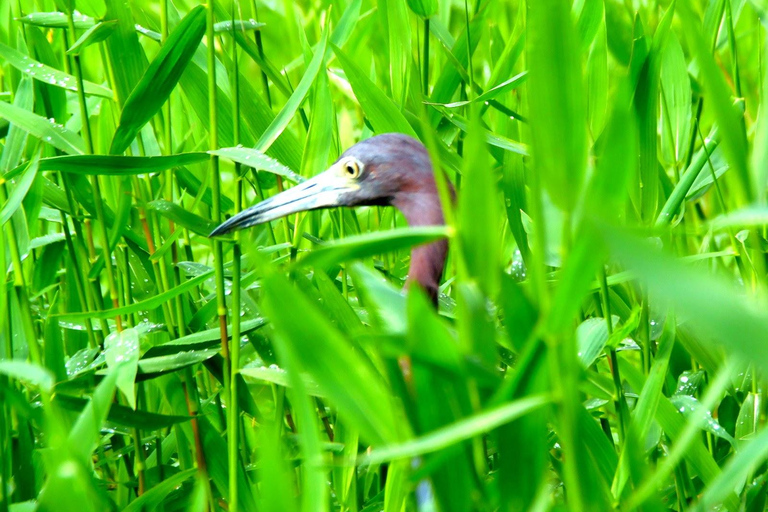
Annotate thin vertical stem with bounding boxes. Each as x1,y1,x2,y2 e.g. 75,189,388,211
422,18,429,96
229,3,243,509
600,266,629,446
66,12,122,332
207,5,233,505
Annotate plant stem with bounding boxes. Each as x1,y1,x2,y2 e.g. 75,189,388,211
422,17,429,96
66,11,122,332
229,3,243,509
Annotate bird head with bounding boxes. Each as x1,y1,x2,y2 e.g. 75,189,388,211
209,133,434,236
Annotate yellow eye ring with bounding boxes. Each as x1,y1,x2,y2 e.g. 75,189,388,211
343,159,361,178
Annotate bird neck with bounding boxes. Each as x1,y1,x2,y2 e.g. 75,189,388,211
392,189,449,305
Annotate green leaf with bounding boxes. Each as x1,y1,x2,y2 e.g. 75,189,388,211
110,6,206,154
656,128,720,226
678,2,750,200
104,328,140,409
57,268,214,322
359,395,550,465
5,152,209,180
1,154,39,225
406,0,437,18
146,200,218,236
240,366,323,396
261,272,403,446
660,32,692,167
383,0,411,105
0,360,54,391
604,228,768,376
0,76,33,174
16,11,94,28
211,147,303,183
294,226,451,271
0,42,113,98
459,111,500,297
255,25,328,152
122,468,196,512
213,19,265,33
332,43,417,137
527,0,586,211
67,20,117,55
0,100,85,155
54,394,191,430
698,425,768,509
634,2,673,222
425,71,528,109
68,370,118,466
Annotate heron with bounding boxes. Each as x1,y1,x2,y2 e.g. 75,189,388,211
210,133,447,507
209,133,451,303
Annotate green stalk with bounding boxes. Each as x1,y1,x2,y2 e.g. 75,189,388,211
250,0,272,108
0,183,40,365
422,17,429,96
183,369,214,511
229,3,243,509
599,267,629,446
207,4,234,502
66,11,122,332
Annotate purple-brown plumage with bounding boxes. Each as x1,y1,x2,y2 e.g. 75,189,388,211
210,133,452,304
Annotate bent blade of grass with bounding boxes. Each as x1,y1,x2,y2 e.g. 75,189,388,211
359,395,550,465
424,71,528,109
66,20,118,55
604,227,768,374
57,269,214,321
211,147,304,183
0,41,114,98
261,272,403,446
110,6,206,154
332,43,417,137
294,226,452,271
0,100,85,155
527,0,586,211
1,154,39,225
3,152,209,179
255,25,328,152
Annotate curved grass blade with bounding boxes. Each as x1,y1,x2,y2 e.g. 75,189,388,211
8,152,209,178
359,395,550,465
332,43,417,137
261,272,403,446
210,147,304,183
425,71,528,109
527,0,586,211
122,469,196,512
57,269,214,321
0,100,85,155
0,42,113,98
431,106,528,155
110,6,206,154
1,154,39,225
255,25,329,152
0,361,54,392
213,19,264,32
294,226,452,271
54,394,191,430
16,11,94,29
0,76,33,173
66,20,118,55
146,200,217,236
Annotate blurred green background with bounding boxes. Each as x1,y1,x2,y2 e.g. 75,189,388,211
2,0,768,510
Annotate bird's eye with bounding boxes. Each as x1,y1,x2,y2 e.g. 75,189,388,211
344,160,361,178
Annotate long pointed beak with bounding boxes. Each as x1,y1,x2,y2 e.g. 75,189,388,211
209,167,357,237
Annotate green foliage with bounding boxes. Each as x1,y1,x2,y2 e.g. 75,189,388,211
3,0,768,511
